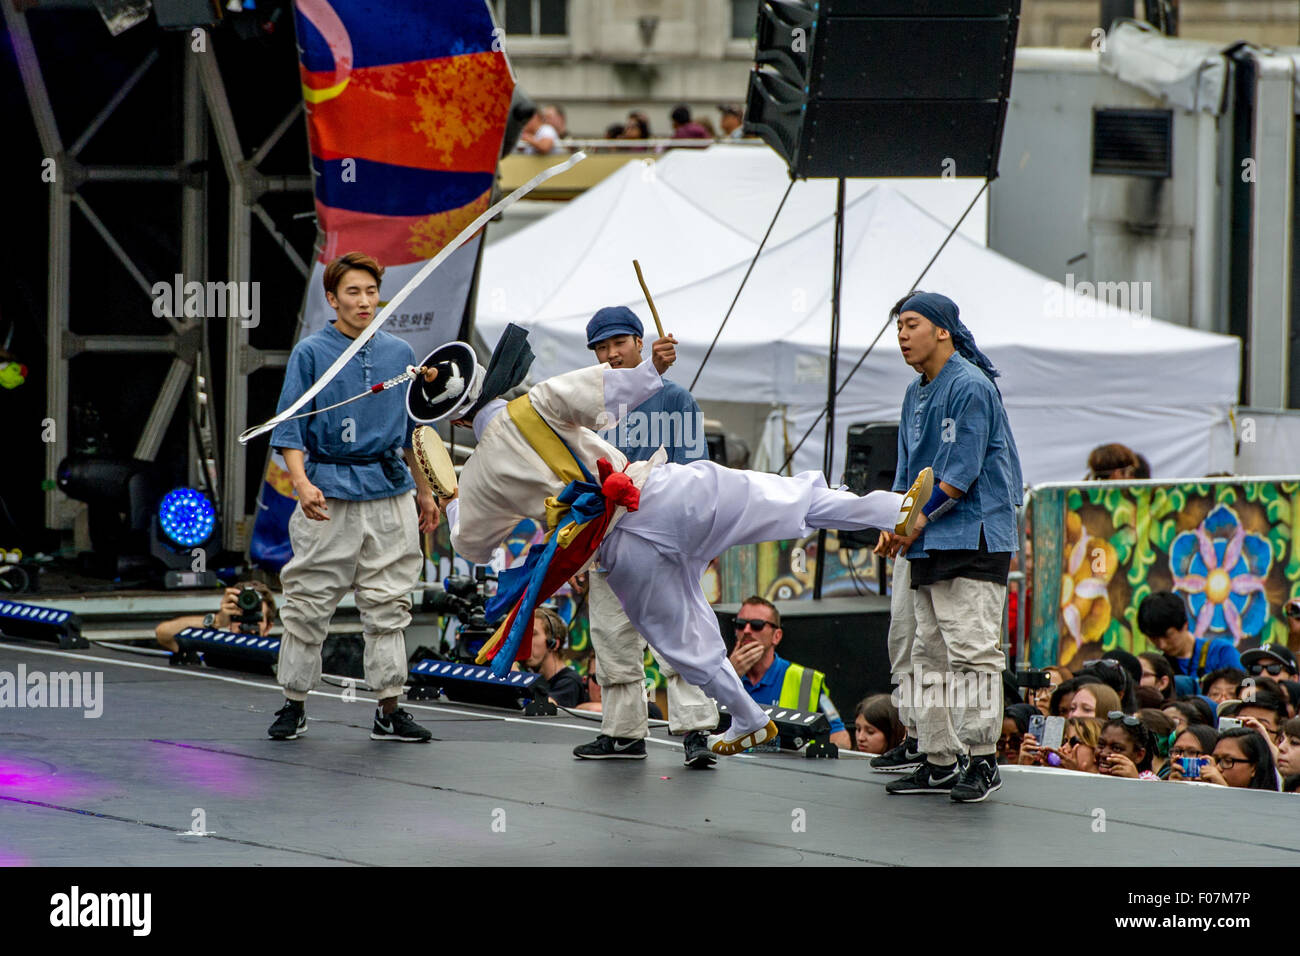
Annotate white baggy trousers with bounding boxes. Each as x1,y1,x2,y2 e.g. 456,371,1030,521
910,576,1007,764
598,461,903,735
277,495,422,702
589,569,718,739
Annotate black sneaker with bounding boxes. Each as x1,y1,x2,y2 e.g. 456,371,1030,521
682,730,718,769
951,755,1002,803
268,700,306,740
869,736,924,773
573,735,647,759
885,757,965,795
370,707,433,742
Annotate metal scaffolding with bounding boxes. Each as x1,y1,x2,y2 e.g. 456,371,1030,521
6,7,312,551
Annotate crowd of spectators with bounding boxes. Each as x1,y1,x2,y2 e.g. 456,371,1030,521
997,596,1300,792
514,102,750,147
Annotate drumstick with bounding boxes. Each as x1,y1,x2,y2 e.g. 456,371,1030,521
632,259,666,338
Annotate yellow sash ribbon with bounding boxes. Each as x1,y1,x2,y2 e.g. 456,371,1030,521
474,396,604,664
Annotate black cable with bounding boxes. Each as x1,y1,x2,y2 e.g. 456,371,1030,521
689,179,795,392
778,179,992,475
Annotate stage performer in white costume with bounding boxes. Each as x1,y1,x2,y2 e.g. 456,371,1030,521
411,325,933,756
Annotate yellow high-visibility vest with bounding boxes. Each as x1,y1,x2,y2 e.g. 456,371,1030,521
778,662,825,713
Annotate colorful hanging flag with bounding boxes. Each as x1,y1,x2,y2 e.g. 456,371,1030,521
250,0,514,570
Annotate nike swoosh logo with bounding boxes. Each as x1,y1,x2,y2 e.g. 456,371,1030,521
376,720,392,731
612,740,637,751
930,771,958,785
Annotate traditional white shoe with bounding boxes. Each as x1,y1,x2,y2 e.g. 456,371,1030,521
894,466,934,537
707,720,779,756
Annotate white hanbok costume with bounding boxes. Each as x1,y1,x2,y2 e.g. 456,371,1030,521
448,360,906,736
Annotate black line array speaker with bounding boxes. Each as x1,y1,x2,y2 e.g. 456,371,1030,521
744,0,1021,179
839,422,898,550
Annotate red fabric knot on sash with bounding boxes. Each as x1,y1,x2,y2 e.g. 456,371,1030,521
597,458,639,512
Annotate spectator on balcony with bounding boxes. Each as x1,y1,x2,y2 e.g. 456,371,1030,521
620,111,651,140
540,104,567,140
717,103,744,139
519,109,558,155
669,104,711,140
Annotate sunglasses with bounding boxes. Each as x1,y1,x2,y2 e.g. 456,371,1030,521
1249,662,1286,676
734,618,775,632
1107,710,1142,727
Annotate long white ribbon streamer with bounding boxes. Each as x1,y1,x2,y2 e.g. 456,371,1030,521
239,150,588,444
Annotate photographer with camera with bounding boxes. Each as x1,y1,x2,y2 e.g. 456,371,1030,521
155,582,276,652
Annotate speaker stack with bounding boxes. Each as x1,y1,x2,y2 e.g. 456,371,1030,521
839,422,900,550
744,0,1021,180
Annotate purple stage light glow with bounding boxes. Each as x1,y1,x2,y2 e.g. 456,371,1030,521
0,756,88,803
149,740,263,796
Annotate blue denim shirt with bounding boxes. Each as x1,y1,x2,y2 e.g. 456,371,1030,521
270,323,417,501
892,352,1023,557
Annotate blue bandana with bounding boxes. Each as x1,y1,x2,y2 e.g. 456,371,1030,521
900,292,999,384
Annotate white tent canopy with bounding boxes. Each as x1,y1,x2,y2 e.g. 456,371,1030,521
477,145,1239,485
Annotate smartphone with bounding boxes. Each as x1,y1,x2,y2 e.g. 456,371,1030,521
1218,717,1243,731
1178,756,1208,779
1027,714,1046,743
1041,715,1065,751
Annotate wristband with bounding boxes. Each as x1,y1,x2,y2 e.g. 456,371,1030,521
921,486,957,522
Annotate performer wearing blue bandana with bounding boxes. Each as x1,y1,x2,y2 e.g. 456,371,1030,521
877,291,1023,803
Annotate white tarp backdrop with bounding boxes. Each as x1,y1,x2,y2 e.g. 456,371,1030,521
476,145,1240,486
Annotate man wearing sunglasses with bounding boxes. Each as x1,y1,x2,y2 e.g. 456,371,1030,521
1240,643,1297,683
728,596,851,750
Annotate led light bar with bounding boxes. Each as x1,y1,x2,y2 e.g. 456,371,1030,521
408,658,543,710
0,600,87,649
175,626,280,674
